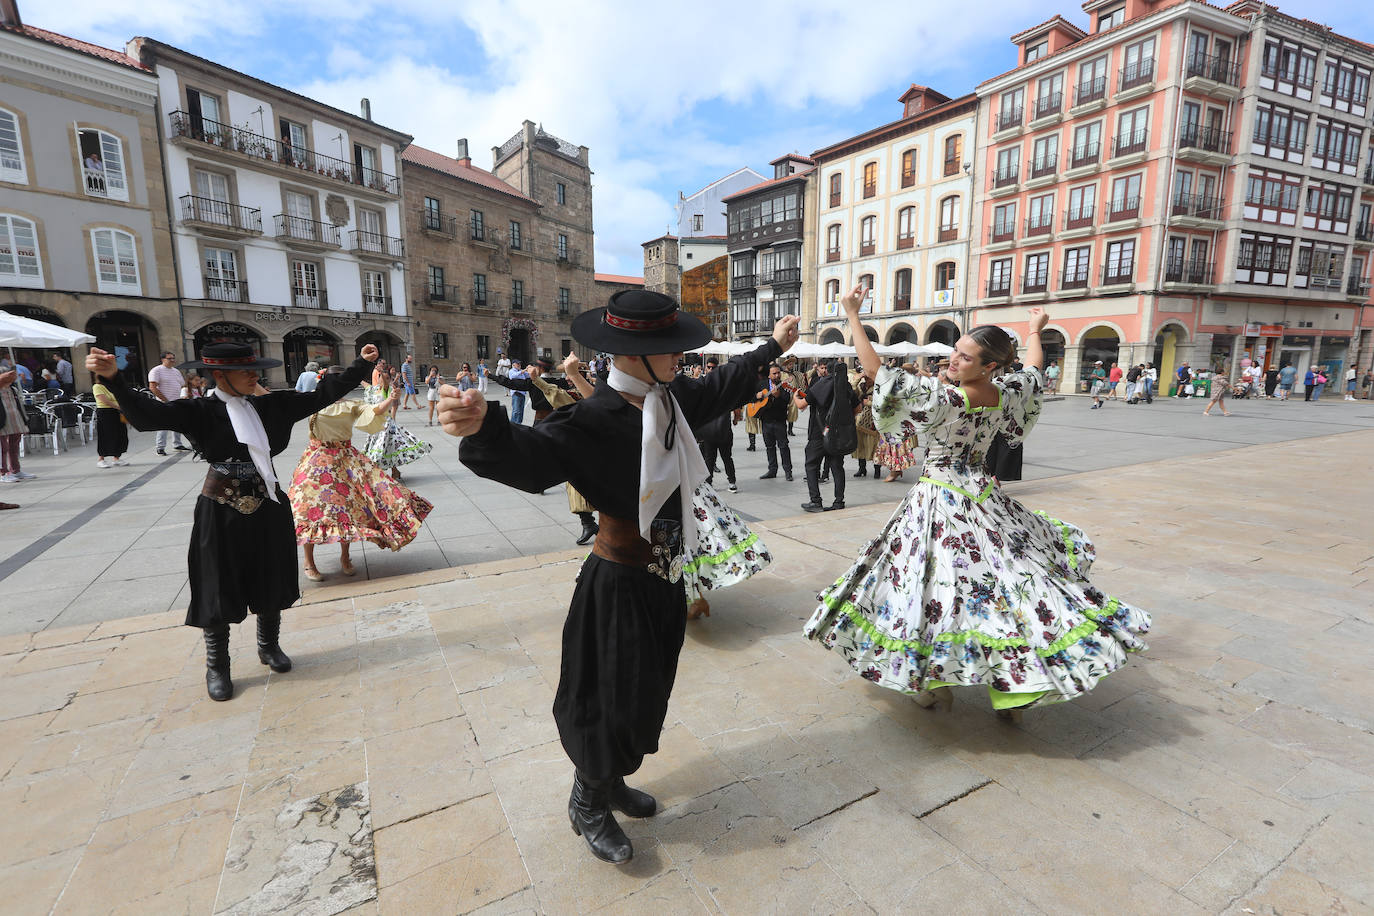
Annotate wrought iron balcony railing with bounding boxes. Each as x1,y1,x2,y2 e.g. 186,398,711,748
1119,58,1155,92
1186,53,1240,86
181,195,262,232
1179,125,1232,155
1075,76,1107,106
203,275,249,303
274,214,341,246
349,230,403,258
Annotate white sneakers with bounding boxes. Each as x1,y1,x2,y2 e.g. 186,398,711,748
97,458,112,468
0,471,35,482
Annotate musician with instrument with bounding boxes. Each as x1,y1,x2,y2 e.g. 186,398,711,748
750,363,796,481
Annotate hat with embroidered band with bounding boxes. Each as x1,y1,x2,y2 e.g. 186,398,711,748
570,289,710,356
178,342,282,372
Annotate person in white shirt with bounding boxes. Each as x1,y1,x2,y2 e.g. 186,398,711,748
1345,366,1358,400
295,362,321,393
496,355,511,378
148,351,188,455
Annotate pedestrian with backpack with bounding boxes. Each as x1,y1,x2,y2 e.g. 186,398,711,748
795,360,859,513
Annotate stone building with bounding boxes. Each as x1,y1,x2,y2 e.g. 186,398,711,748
0,9,178,388
129,37,413,384
404,123,595,373
641,235,680,297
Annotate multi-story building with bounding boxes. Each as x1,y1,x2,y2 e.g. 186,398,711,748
809,86,979,347
0,12,178,387
675,167,765,237
129,37,412,382
970,0,1374,392
723,155,814,340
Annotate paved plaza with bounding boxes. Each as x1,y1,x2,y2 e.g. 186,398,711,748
1,390,1373,914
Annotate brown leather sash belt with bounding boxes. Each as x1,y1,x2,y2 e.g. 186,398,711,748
201,465,270,515
592,514,684,583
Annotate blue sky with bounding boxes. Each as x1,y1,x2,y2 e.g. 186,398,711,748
39,0,1374,275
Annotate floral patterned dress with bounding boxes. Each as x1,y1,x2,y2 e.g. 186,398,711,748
803,366,1150,709
362,385,433,470
682,482,772,604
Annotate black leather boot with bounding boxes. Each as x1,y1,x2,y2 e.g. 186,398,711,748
609,777,656,818
575,512,599,547
256,611,292,673
203,625,233,701
568,772,633,864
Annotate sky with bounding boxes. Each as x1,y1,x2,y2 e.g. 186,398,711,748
33,0,1374,276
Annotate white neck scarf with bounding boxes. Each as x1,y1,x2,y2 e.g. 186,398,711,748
607,365,708,544
211,387,279,502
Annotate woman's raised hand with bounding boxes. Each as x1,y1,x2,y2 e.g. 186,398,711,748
840,283,867,317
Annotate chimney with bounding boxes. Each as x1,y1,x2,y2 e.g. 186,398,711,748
1,0,22,27
456,138,470,166
360,98,372,121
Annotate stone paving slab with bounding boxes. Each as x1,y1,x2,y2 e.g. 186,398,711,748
1,429,1372,914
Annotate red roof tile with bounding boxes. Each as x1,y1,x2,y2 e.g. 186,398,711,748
4,24,150,72
810,93,979,162
594,274,644,285
1011,14,1087,43
770,153,816,165
720,167,814,203
401,145,538,206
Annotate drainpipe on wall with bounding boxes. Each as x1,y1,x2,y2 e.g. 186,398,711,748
1154,18,1192,371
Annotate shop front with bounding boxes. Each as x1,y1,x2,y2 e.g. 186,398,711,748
85,310,162,388
283,326,341,381
1318,335,1350,387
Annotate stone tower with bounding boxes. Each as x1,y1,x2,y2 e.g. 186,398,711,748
642,235,681,299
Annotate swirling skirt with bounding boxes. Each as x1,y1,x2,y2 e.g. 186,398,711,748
874,434,921,472
289,441,432,549
364,418,433,470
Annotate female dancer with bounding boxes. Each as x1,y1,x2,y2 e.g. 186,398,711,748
364,376,431,480
874,423,919,483
92,374,128,467
441,291,796,864
290,368,432,580
804,286,1149,719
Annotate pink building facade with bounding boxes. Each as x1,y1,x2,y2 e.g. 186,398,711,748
969,0,1374,392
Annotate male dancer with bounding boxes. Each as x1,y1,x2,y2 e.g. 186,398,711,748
440,290,797,864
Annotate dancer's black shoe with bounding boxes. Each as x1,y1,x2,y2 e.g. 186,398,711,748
568,772,633,864
204,625,233,701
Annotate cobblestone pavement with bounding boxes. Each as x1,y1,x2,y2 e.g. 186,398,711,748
2,387,1372,637
1,422,1371,914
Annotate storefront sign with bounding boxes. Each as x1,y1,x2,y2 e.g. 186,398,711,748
1284,335,1315,346
202,322,254,336
331,317,364,328
255,312,295,323
1244,322,1285,336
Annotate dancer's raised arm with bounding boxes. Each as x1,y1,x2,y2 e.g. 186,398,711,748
1024,307,1048,371
841,284,879,381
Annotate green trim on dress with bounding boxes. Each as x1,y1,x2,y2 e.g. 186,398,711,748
681,532,761,575
1035,511,1079,571
920,476,997,504
957,387,1003,412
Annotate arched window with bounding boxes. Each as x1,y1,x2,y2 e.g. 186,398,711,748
859,215,877,255
862,162,877,198
0,214,41,287
826,224,841,262
894,268,912,310
0,108,26,184
858,273,875,302
825,278,840,301
77,128,128,201
943,134,963,176
897,206,916,249
90,228,140,294
828,172,842,207
936,261,957,291
938,195,960,241
900,149,916,188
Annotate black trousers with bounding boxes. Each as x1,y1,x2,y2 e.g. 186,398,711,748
761,420,791,472
804,441,844,504
700,440,735,484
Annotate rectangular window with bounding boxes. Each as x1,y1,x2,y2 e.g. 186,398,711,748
1110,174,1142,219
1031,134,1059,177
470,209,484,240
558,233,569,259
1122,37,1156,90
0,109,25,183
1067,183,1096,226
428,265,445,299
1035,72,1063,118
826,224,841,261
1027,193,1054,234
1023,253,1049,292
423,196,442,230
992,202,1016,241
693,214,704,231
862,162,877,198
1098,5,1124,30
556,182,566,205
432,332,448,359
988,257,1013,296
558,287,571,314
472,273,487,304
829,172,842,207
1115,107,1149,156
997,88,1024,131
475,335,490,359
994,147,1020,186
938,197,959,240
509,220,523,250
290,259,321,308
1104,239,1135,284
1025,40,1048,64
0,214,41,286
901,150,915,188
1072,122,1101,166
203,247,241,302
1062,245,1091,288
511,279,524,308
944,135,962,176
363,269,387,313
1077,55,1109,104
77,128,128,201
353,143,378,188
91,228,139,293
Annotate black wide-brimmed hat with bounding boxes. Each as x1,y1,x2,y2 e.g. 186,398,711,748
179,342,282,372
570,290,710,356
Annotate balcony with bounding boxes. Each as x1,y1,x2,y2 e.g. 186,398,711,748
1032,92,1063,123
421,210,456,237
1068,142,1100,172
556,248,582,267
363,295,392,315
1025,213,1054,237
896,233,915,250
1112,129,1148,160
893,295,911,311
985,277,1013,298
1185,53,1241,93
1354,222,1374,243
825,248,840,263
470,290,498,311
291,286,327,309
1105,196,1141,223
1178,125,1232,162
180,195,262,238
1101,264,1135,287
1171,193,1224,223
1163,258,1216,285
1364,164,1374,187
510,294,527,311
733,319,758,335
203,275,249,303
1021,273,1049,294
1029,153,1058,181
82,166,129,201
1073,76,1107,109
274,214,341,250
558,301,576,317
1346,277,1372,298
730,274,756,290
771,267,802,285
992,165,1019,189
937,225,958,243
996,107,1024,134
349,230,403,260
943,158,960,177
989,223,1016,245
1063,207,1096,233
859,241,876,256
1119,58,1155,95
1060,266,1090,290
168,111,399,196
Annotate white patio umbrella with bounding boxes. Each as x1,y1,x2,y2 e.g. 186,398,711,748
882,341,928,358
922,341,955,356
0,311,96,348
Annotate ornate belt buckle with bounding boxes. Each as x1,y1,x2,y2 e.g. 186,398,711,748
233,494,264,514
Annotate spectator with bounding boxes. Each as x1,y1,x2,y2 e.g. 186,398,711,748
1175,362,1193,397
496,354,511,378
507,360,528,424
1303,366,1316,401
1142,363,1156,403
0,365,35,484
1264,365,1280,399
1089,360,1107,409
12,361,32,392
53,352,74,396
1278,362,1296,400
148,351,189,454
1311,368,1328,401
1125,363,1142,403
1044,359,1060,394
1107,362,1123,400
399,354,419,410
476,358,489,394
1345,366,1358,401
1362,369,1373,399
294,361,321,393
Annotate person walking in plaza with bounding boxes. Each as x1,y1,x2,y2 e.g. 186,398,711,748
86,341,380,701
440,289,797,865
0,366,35,485
753,364,794,481
424,365,443,426
92,374,129,468
1203,374,1231,416
796,360,857,513
148,351,189,455
290,369,431,581
804,288,1150,721
1278,362,1296,400
294,361,321,393
1264,365,1280,399
399,354,419,410
476,358,490,394
1044,359,1060,395
1345,366,1358,400
1088,360,1108,408
1107,362,1123,400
